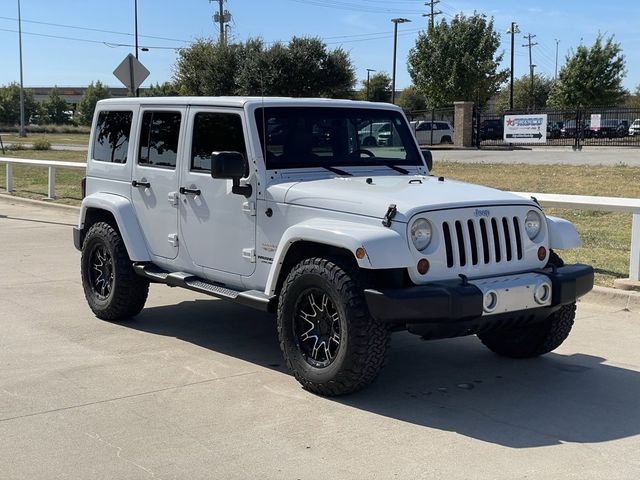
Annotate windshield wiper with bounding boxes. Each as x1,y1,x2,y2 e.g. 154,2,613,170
322,166,352,176
380,162,409,174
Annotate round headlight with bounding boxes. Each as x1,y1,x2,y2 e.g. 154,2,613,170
411,218,432,251
525,210,542,240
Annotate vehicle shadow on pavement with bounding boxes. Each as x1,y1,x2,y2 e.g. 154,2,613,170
133,299,640,449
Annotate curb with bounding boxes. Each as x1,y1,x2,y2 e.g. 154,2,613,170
0,193,80,212
581,285,640,312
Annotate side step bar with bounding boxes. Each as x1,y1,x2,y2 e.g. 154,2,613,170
133,263,276,313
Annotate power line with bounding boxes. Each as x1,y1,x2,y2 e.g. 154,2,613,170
286,0,423,14
0,15,190,43
0,27,180,50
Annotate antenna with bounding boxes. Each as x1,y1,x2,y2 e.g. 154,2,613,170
261,74,268,167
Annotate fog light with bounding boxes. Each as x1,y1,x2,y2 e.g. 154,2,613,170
538,246,547,261
417,258,430,275
483,290,498,313
534,282,551,304
355,247,366,260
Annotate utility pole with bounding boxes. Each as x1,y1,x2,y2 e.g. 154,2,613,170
211,0,231,46
17,0,26,137
134,0,139,97
422,0,442,30
391,18,411,104
366,69,376,101
507,22,519,111
554,38,560,80
522,33,538,111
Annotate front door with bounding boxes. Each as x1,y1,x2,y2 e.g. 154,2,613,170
131,108,185,260
179,107,256,276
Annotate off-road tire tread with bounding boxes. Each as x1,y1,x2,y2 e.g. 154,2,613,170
81,222,149,321
479,302,576,358
277,257,391,396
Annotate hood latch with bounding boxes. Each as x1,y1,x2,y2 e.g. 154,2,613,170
382,204,397,227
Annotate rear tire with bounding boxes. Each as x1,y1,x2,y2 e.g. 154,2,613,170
477,303,576,358
441,135,452,144
277,257,390,396
81,221,149,321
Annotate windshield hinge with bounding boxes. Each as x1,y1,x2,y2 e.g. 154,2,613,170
382,204,397,228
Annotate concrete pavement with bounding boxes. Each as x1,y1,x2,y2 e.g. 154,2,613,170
1,197,639,479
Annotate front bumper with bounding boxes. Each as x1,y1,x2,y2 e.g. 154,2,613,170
364,264,593,338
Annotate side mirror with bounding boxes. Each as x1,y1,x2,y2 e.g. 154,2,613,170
210,151,252,197
421,149,433,171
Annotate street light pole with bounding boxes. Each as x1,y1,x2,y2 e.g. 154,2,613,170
507,22,519,111
17,0,26,137
391,18,411,105
366,68,376,101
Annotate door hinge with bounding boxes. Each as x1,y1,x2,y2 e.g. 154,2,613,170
168,233,179,247
242,248,256,263
242,201,256,216
168,191,179,207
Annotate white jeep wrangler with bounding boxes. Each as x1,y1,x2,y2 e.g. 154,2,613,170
74,97,593,395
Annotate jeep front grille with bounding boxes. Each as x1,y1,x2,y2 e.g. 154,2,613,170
443,216,523,268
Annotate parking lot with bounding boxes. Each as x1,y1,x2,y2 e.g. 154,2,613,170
1,197,639,480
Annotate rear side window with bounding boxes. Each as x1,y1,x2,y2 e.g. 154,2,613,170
138,111,182,169
191,112,247,172
92,111,133,163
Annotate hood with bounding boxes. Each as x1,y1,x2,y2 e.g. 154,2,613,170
268,175,534,222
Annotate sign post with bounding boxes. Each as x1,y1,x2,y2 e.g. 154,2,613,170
503,114,548,143
113,54,150,95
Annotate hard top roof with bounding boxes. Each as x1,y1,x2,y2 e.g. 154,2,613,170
96,96,403,111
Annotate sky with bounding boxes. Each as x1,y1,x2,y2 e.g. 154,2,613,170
1,0,638,93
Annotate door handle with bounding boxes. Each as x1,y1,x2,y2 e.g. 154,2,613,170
132,180,151,188
179,186,201,196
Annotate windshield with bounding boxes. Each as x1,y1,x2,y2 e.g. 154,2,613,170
254,107,422,170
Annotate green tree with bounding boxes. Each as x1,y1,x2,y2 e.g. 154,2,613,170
174,36,356,98
397,85,427,112
494,74,554,113
0,83,41,125
627,84,640,108
143,82,181,97
76,81,111,126
547,34,626,108
360,72,391,102
408,13,508,108
43,87,71,124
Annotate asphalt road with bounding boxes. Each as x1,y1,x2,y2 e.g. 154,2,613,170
1,198,639,480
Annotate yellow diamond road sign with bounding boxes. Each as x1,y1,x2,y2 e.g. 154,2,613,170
113,54,150,93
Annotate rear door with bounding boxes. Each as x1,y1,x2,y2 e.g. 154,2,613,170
179,107,256,276
131,107,185,260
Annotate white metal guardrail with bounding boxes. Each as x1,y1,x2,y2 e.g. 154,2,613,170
0,157,639,281
2,157,86,200
513,192,640,282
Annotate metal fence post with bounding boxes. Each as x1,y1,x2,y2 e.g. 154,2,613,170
6,163,13,192
47,166,56,199
630,212,640,281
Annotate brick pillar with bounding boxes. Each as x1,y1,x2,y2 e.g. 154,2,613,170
454,101,474,147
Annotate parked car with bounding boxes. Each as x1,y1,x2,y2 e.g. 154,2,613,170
627,119,640,136
480,118,503,140
358,122,391,146
561,120,593,138
410,120,454,145
592,119,628,138
547,121,563,139
74,97,593,396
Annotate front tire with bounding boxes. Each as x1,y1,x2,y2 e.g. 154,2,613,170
81,221,149,321
277,257,390,396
